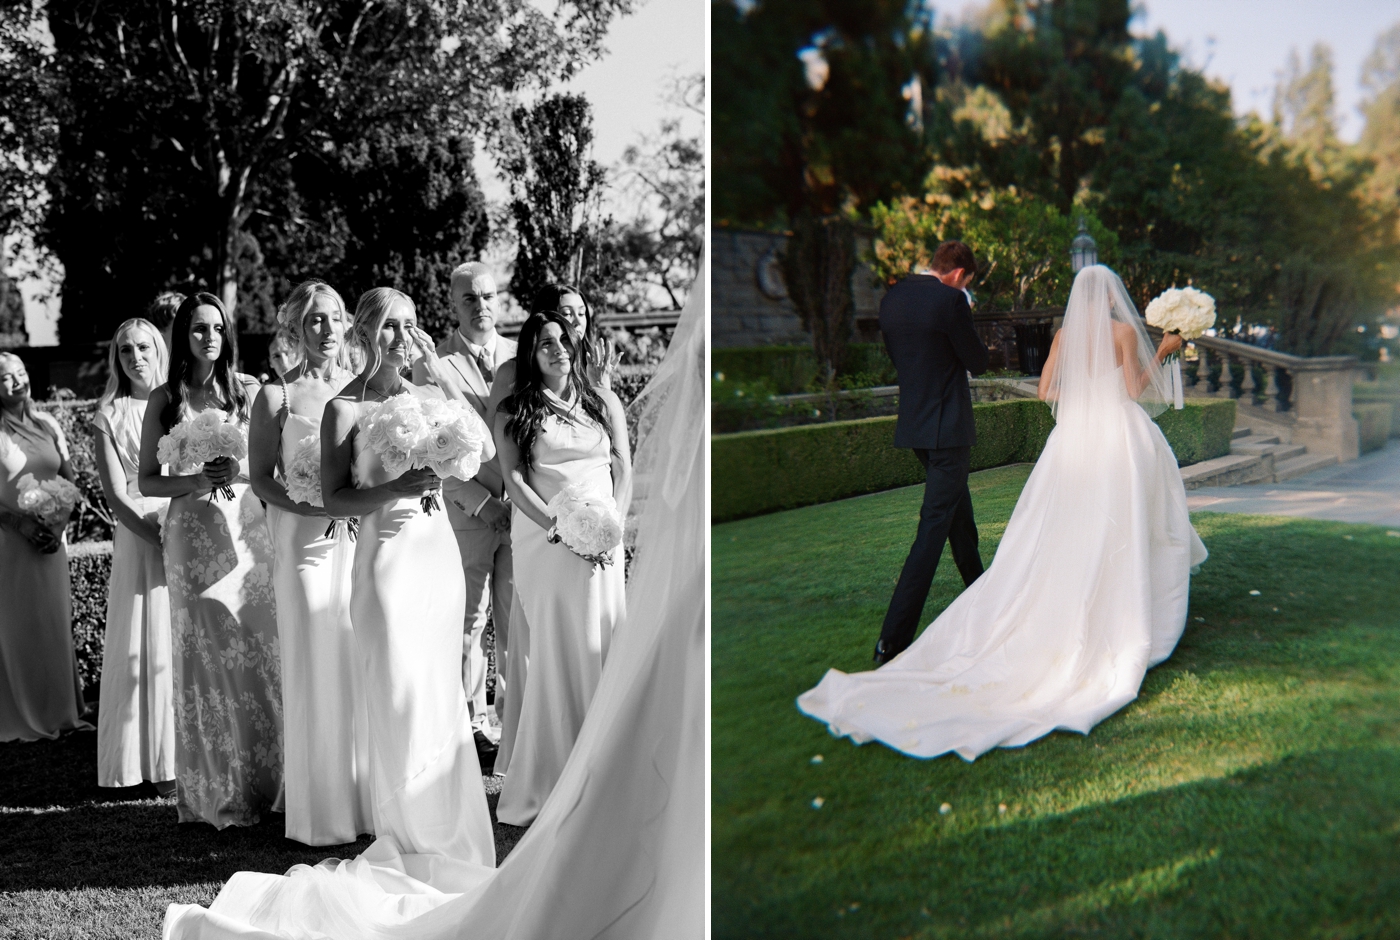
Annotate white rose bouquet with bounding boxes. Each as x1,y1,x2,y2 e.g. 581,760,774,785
157,408,248,501
1144,286,1216,347
1144,287,1216,411
545,482,623,568
283,433,359,540
358,395,489,515
16,473,82,531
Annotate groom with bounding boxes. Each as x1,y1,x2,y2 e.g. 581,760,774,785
873,240,991,665
412,261,517,767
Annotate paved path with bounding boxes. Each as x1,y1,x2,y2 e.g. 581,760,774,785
1187,440,1400,527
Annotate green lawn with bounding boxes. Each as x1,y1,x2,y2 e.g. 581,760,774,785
713,465,1400,939
0,729,526,939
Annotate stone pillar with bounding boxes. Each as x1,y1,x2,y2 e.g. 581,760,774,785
1289,358,1360,462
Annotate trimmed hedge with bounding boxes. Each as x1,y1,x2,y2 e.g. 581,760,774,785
69,539,112,691
712,343,896,393
1152,397,1237,465
712,398,1237,522
1354,402,1393,454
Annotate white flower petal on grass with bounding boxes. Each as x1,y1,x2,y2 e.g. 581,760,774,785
1388,531,1400,538
810,755,823,764
998,803,1008,815
811,797,824,809
939,803,952,815
1249,590,1261,596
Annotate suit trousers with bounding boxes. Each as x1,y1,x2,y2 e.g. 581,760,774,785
879,445,985,656
452,521,513,733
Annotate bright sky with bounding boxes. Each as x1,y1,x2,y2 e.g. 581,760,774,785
1131,0,1400,143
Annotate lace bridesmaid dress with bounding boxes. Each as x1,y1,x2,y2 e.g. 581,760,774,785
0,411,88,741
94,396,174,786
347,391,495,866
267,409,373,845
162,405,283,827
497,393,626,827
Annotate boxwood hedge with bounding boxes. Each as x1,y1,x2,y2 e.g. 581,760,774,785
712,398,1236,522
1354,401,1393,454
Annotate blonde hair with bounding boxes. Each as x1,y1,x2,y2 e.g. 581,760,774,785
352,288,415,380
99,319,169,412
275,280,352,370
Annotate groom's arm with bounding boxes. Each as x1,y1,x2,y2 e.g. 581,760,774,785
945,293,990,376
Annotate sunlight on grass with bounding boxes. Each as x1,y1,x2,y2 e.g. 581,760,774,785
713,469,1400,939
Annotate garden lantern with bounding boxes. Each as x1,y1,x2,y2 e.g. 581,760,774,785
1070,218,1098,272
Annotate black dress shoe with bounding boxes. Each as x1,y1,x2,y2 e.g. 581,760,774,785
873,639,896,666
473,729,499,770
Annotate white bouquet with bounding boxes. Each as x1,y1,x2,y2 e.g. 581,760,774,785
358,394,489,515
1144,287,1215,411
546,483,623,568
283,432,359,540
1144,287,1216,343
157,408,248,501
16,473,81,530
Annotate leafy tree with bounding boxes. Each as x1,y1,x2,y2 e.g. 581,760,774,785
1359,23,1400,240
503,92,617,315
0,2,57,248
712,0,936,226
782,213,856,380
37,0,633,343
608,72,705,310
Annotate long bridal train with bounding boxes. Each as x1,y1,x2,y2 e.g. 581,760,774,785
799,265,1208,762
162,272,707,940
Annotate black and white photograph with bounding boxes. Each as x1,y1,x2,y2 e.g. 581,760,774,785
0,0,705,937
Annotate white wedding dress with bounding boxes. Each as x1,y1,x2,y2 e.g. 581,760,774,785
799,265,1208,761
163,275,707,940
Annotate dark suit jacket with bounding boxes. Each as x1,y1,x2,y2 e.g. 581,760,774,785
879,275,990,449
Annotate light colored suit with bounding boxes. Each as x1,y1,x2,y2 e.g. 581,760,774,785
413,328,518,733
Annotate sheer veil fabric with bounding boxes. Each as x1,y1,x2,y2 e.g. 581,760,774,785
798,264,1208,762
162,269,708,940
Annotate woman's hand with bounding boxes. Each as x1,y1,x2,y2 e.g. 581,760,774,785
1157,332,1184,361
409,327,450,381
383,467,441,499
17,514,60,553
136,513,163,548
203,456,238,487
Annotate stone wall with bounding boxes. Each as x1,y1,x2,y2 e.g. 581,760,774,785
711,226,886,349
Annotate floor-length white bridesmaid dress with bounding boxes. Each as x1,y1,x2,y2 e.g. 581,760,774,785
267,410,373,845
344,393,494,868
496,394,626,827
94,396,174,787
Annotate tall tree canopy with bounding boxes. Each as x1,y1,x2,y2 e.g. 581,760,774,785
32,0,631,343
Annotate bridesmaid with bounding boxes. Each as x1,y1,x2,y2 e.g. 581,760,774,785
321,287,495,864
93,319,175,794
485,286,613,779
249,280,372,846
0,352,89,741
494,312,631,826
138,293,283,828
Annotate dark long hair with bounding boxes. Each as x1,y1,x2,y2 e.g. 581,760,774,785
502,311,615,472
160,292,249,431
533,283,601,378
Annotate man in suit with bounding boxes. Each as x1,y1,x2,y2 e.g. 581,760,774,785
874,240,991,665
412,261,517,767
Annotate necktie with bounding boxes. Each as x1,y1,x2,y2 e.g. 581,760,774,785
473,348,494,385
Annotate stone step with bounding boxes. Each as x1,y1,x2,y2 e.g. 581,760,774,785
1180,453,1270,490
1273,452,1339,482
1231,426,1252,440
1231,440,1301,459
1231,433,1281,449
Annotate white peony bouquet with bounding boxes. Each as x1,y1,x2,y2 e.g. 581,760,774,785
156,408,248,501
1144,287,1215,411
546,482,623,568
1144,287,1216,344
283,432,358,540
358,394,489,514
16,473,82,530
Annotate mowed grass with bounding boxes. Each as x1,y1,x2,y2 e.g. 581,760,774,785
0,730,526,939
713,465,1400,939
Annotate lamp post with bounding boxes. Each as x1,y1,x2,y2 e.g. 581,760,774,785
1070,218,1098,273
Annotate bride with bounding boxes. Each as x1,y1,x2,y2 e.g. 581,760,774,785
799,264,1208,762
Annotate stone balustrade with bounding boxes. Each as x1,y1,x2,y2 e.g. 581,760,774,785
1182,333,1359,463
